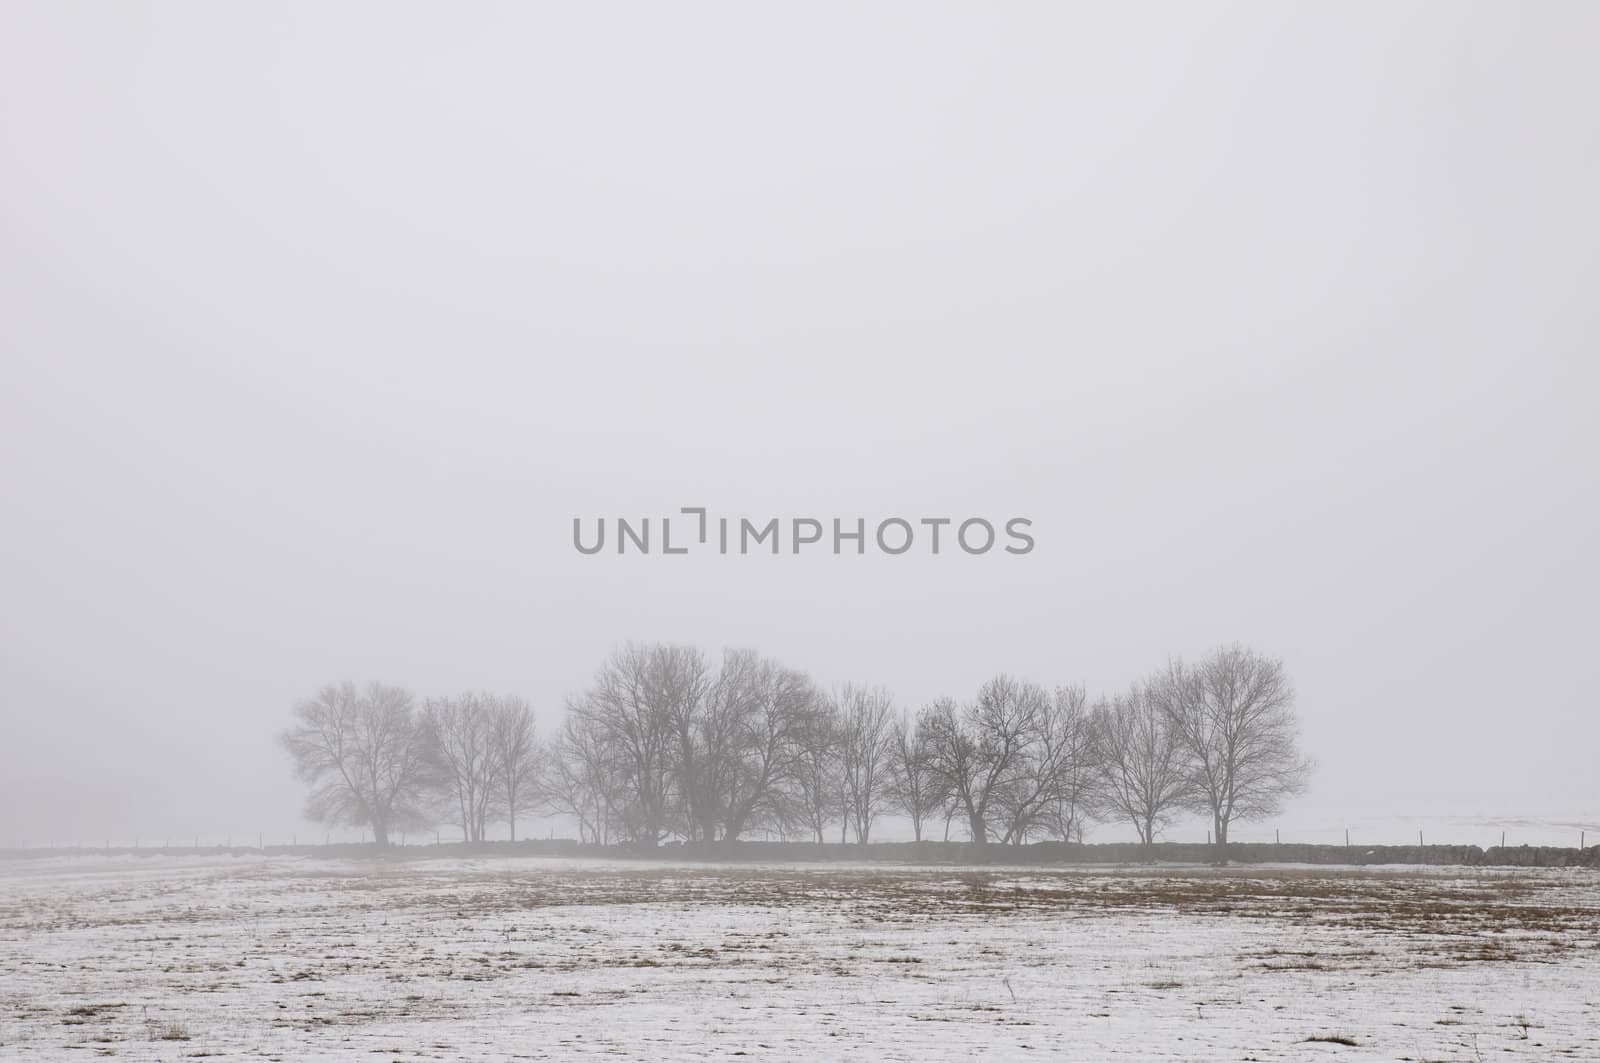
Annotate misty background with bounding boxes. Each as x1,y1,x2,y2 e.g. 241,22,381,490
1,3,1595,848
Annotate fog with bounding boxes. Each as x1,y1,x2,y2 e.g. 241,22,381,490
2,3,1595,848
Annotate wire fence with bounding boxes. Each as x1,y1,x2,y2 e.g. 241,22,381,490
5,822,1595,854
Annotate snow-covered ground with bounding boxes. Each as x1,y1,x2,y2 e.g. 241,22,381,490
2,854,1597,1060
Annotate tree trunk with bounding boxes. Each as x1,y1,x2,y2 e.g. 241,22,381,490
372,823,389,847
968,810,988,846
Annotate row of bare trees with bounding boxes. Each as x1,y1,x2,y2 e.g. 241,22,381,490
279,683,538,845
546,645,879,846
280,643,1310,848
1088,646,1311,845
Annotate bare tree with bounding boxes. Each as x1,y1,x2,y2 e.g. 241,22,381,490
544,708,618,844
1045,687,1100,843
487,695,539,842
670,648,754,842
837,684,896,843
920,696,981,842
1155,645,1312,845
658,645,716,841
280,681,433,847
995,685,1097,844
923,677,1046,845
555,644,821,846
889,707,945,842
711,653,821,843
424,693,499,842
569,642,707,846
1091,682,1192,845
784,699,843,842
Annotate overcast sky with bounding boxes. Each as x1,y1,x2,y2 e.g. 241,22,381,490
2,3,1595,847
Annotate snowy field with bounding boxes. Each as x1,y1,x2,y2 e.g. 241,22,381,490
2,855,1598,1061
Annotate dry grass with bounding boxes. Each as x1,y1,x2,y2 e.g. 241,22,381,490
149,1021,191,1041
414,864,1592,968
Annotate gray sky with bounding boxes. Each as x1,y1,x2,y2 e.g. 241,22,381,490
2,2,1596,846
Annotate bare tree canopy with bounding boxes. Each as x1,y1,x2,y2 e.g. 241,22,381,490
710,652,822,842
544,644,845,847
837,684,897,843
568,642,708,847
1091,682,1193,844
889,708,945,843
279,682,433,846
995,685,1096,845
545,707,619,845
423,693,500,843
786,700,843,843
488,695,539,843
924,677,1051,845
1154,645,1312,845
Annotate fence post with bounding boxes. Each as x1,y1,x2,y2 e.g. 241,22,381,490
1418,830,1423,847
1344,828,1349,847
1501,831,1505,848
1275,829,1280,845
